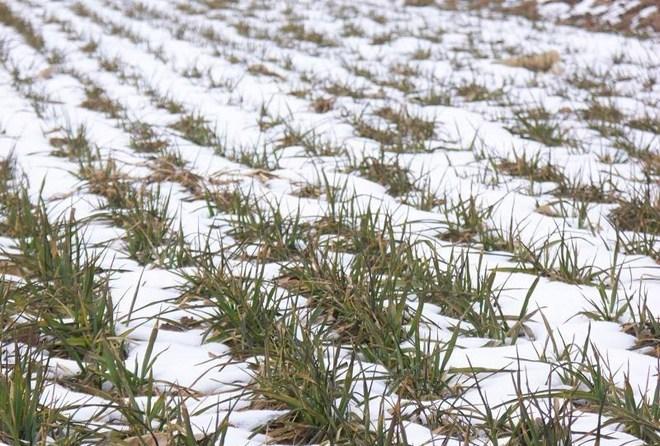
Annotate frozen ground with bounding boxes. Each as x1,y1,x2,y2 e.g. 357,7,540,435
491,0,659,33
0,0,658,445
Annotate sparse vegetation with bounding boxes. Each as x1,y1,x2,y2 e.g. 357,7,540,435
354,156,416,196
0,0,657,444
170,112,218,146
80,85,123,118
496,152,565,183
509,106,570,146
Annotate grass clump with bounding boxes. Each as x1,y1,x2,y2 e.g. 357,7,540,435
78,157,133,208
181,259,280,357
0,197,122,388
49,124,93,159
0,349,53,445
81,86,122,118
149,155,201,194
457,82,502,102
509,107,569,147
247,63,282,79
127,121,168,153
437,195,495,244
582,101,623,123
582,101,625,137
0,3,44,50
374,106,435,142
354,156,415,196
412,87,453,106
311,96,335,114
496,153,565,183
170,113,218,147
325,81,368,99
279,22,335,47
352,107,435,153
405,0,435,6
255,322,407,445
153,94,184,114
110,185,180,265
628,114,660,134
227,202,305,262
277,127,345,157
510,236,606,285
610,194,659,235
553,177,615,204
624,301,660,357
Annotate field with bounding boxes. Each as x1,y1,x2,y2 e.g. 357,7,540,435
0,0,658,445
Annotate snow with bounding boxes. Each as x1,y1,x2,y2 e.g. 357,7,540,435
0,0,657,444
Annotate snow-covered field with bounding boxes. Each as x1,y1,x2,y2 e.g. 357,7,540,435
0,0,658,445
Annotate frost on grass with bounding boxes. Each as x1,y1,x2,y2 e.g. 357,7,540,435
0,0,658,445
